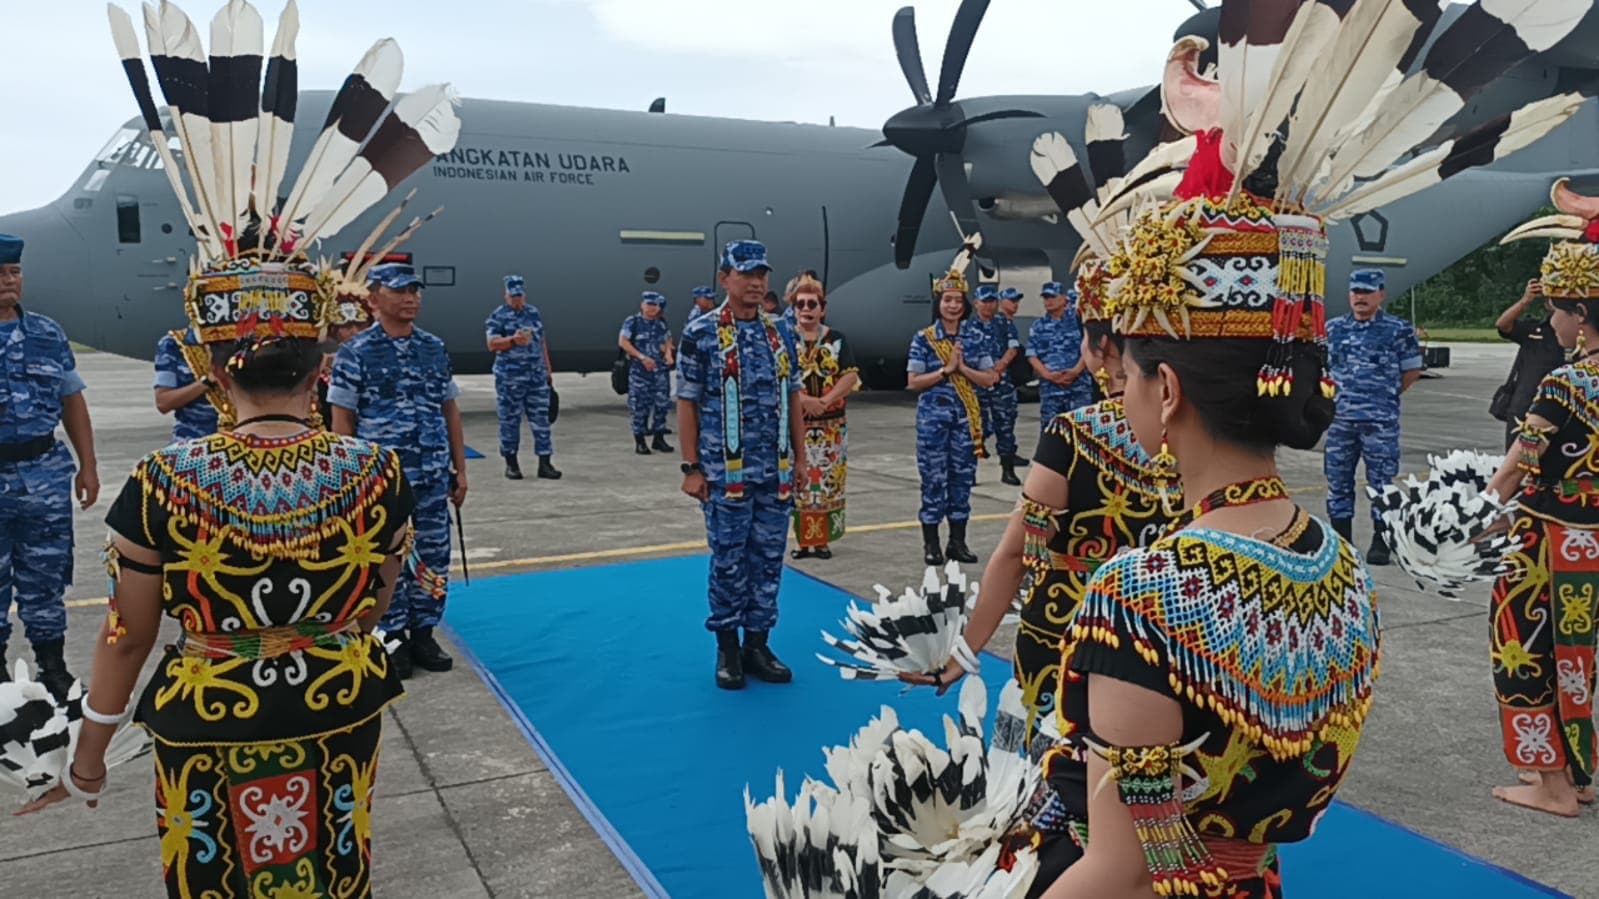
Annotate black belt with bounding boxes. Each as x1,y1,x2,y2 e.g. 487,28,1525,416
0,435,55,464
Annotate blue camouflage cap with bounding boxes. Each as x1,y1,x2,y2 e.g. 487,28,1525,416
1349,268,1385,292
973,285,999,302
368,262,422,290
0,234,20,266
504,274,526,296
721,239,772,273
692,286,716,299
641,291,666,306
1039,282,1065,298
999,287,1022,301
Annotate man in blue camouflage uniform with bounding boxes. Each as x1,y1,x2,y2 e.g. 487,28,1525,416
688,285,717,323
972,285,1024,485
1028,282,1092,431
152,325,218,443
678,240,806,691
619,291,675,455
485,274,561,481
1325,268,1423,566
0,234,99,699
330,262,468,679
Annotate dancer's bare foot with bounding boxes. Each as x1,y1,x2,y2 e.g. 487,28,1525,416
1516,770,1595,803
1494,776,1582,817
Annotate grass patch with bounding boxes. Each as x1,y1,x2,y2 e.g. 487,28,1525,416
1417,327,1503,344
69,342,97,353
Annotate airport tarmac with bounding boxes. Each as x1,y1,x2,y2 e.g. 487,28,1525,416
1,341,1596,898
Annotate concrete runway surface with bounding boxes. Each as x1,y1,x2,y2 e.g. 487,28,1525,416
1,342,1595,898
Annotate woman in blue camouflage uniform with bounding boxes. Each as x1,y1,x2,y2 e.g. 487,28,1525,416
907,264,998,567
620,291,676,455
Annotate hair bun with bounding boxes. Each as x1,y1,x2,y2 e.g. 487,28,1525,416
1262,345,1335,451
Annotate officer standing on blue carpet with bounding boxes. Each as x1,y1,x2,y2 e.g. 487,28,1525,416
485,275,561,481
688,285,717,323
330,262,467,678
0,234,99,699
620,291,675,455
973,285,1023,486
152,323,219,443
678,240,806,691
1324,268,1422,566
1028,282,1092,431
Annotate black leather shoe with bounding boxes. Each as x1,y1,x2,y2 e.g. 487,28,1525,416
503,453,523,480
813,546,833,560
635,436,652,455
31,639,74,701
652,433,674,453
742,632,792,684
537,455,563,480
922,523,944,566
1000,462,1021,486
410,628,454,672
1366,534,1392,566
391,640,414,680
790,547,813,560
945,520,979,564
0,648,8,684
715,631,745,690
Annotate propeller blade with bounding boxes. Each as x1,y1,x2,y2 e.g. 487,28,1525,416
869,138,894,148
954,109,1047,129
892,7,933,106
936,0,992,106
894,155,938,270
937,153,980,244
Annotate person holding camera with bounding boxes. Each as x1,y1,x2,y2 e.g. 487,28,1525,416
1492,278,1566,449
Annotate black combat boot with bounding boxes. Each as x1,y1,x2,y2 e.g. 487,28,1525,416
537,455,563,480
945,519,979,564
715,630,745,690
1331,518,1353,543
32,639,75,701
0,645,9,684
1007,454,1030,468
652,432,674,453
503,453,523,480
635,435,652,455
390,634,414,680
410,627,454,673
922,523,944,567
1366,532,1392,567
742,631,793,684
1000,460,1020,486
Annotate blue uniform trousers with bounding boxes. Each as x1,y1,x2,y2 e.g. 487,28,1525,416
0,444,74,645
985,383,1019,458
1039,383,1094,435
496,375,553,456
383,475,452,633
703,479,790,633
627,362,671,435
655,368,674,429
1324,417,1401,523
917,395,978,525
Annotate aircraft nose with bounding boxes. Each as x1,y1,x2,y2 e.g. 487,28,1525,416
0,204,89,339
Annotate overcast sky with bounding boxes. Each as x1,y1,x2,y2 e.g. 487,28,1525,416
0,0,1190,215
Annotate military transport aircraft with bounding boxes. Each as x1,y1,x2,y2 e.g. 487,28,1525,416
2,0,1598,386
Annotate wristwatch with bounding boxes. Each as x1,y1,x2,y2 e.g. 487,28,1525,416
680,462,702,475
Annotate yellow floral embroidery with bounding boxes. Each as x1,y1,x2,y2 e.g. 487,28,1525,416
156,655,261,721
303,635,388,712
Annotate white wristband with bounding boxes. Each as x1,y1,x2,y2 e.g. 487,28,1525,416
61,766,105,805
80,701,127,726
951,637,981,675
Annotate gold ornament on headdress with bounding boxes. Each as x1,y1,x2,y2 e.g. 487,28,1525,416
1501,178,1599,300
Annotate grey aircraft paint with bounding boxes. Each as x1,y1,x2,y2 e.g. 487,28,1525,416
4,3,1599,386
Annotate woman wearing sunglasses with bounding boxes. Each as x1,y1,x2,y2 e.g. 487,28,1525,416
788,275,858,559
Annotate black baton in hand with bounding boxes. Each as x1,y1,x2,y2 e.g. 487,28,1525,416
450,473,470,585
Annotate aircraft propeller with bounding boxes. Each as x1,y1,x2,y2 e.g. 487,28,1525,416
879,0,1044,270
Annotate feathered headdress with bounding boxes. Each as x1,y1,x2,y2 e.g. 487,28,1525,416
934,228,983,296
1500,178,1599,299
1031,104,1194,323
107,0,461,345
1103,0,1594,397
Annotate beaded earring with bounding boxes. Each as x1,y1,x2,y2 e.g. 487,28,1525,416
1151,428,1180,515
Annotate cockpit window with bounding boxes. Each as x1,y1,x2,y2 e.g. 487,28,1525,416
116,195,141,244
95,128,140,165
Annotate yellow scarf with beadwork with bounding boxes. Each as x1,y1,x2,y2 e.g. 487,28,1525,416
922,324,987,458
171,328,236,429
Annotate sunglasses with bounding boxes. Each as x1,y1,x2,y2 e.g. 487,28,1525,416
794,299,823,310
